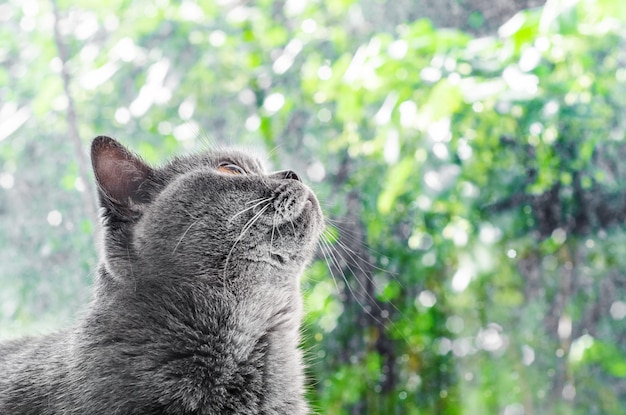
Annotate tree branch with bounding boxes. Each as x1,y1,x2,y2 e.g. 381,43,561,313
51,0,99,230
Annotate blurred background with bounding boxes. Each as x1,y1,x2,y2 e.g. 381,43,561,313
2,0,626,413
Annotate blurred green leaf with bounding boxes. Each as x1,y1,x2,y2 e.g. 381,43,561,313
377,157,415,215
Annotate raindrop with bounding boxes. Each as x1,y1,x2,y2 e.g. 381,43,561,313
388,40,408,59
245,115,260,132
522,345,535,366
47,210,62,227
115,107,131,124
306,161,326,182
317,65,332,81
451,268,472,292
446,316,464,334
503,403,525,415
562,384,576,401
74,177,86,193
417,290,436,308
317,108,331,123
209,30,226,47
610,301,626,320
178,98,195,120
263,93,285,114
0,173,14,189
301,19,317,33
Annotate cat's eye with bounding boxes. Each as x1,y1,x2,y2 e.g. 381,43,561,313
218,162,246,175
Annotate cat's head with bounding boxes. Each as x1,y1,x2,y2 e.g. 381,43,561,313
91,136,324,301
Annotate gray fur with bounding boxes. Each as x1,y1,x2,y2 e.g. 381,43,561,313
0,136,324,414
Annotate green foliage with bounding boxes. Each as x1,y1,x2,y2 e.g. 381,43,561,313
2,0,626,413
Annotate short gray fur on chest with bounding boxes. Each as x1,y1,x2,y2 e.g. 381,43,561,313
0,136,324,415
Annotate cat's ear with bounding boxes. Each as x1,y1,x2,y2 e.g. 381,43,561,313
91,136,152,215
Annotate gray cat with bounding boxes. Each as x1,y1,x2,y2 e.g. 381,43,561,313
0,136,324,414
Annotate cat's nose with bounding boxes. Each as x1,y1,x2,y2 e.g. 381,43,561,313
272,170,301,182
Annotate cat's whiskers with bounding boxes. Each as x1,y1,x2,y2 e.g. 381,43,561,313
236,202,272,239
270,210,278,257
319,237,371,312
319,237,396,335
172,217,202,254
289,217,297,236
324,224,401,288
330,237,407,322
246,196,271,205
317,224,410,342
181,206,201,221
325,220,399,278
126,244,134,282
316,239,342,295
222,202,272,282
228,197,273,224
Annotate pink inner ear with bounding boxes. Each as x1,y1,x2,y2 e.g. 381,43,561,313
92,137,150,205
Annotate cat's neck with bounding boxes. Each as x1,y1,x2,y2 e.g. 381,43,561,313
77,265,308,413
92,263,302,334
